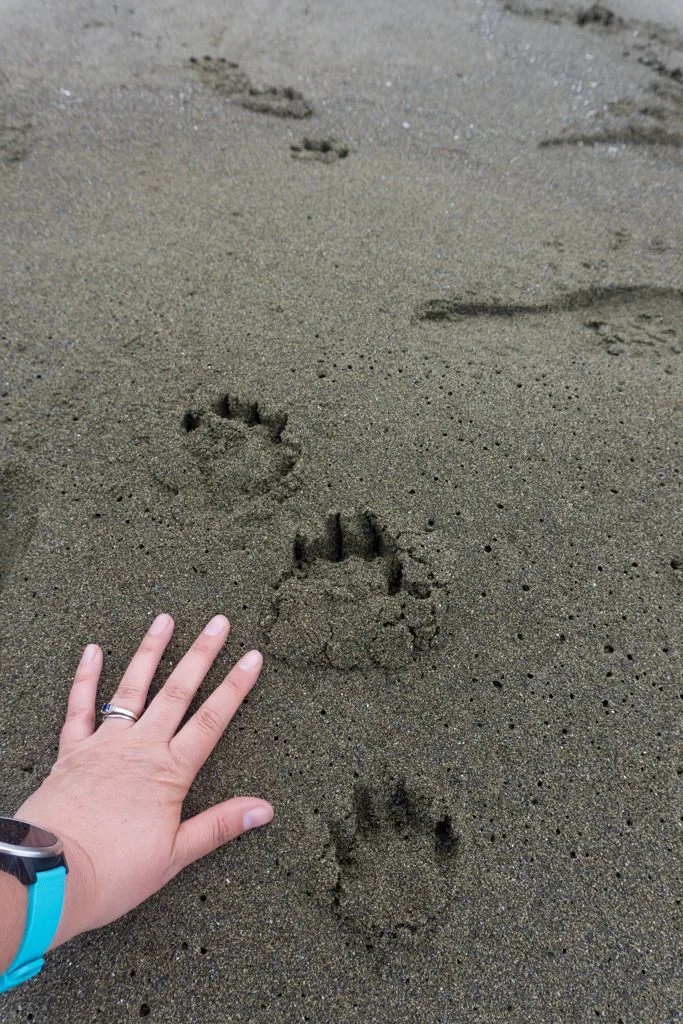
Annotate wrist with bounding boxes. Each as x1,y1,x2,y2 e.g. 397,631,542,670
48,833,95,949
0,869,28,974
13,801,96,951
0,812,92,989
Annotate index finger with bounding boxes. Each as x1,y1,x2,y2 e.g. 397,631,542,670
169,650,263,776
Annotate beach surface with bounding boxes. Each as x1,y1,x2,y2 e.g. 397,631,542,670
1,0,681,1021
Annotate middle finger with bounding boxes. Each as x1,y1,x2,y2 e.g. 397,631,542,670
136,614,230,739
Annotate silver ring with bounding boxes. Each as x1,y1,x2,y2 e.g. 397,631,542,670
101,703,139,723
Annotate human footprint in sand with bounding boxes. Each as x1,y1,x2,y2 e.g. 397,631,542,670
0,613,273,993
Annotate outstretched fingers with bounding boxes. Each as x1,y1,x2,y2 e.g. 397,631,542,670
59,645,102,755
169,650,263,778
136,615,231,739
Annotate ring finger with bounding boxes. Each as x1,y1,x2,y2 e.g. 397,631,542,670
99,612,174,728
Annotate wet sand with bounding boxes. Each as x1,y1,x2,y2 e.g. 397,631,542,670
0,0,681,1021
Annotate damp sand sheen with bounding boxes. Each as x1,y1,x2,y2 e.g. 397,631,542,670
0,0,681,1022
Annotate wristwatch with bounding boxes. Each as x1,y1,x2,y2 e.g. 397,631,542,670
0,816,68,994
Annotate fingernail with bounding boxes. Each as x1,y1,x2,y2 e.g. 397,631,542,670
243,805,273,831
238,650,262,671
150,613,170,635
204,614,228,636
82,643,98,664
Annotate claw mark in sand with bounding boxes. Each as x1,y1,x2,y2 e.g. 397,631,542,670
153,392,300,506
317,776,460,954
263,510,445,670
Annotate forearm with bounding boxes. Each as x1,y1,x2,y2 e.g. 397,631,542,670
0,870,27,975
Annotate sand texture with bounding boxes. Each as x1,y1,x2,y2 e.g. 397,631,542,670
0,0,681,1021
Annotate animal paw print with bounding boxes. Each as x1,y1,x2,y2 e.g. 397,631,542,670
322,778,459,952
0,122,31,166
187,56,251,95
290,137,349,163
539,89,683,149
585,310,682,357
163,392,300,505
188,56,313,118
237,86,313,119
263,510,444,670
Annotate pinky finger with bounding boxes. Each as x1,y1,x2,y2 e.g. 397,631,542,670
59,644,101,755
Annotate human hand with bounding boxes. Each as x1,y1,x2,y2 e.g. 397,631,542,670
15,612,273,949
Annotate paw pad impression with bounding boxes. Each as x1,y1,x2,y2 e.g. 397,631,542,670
263,509,444,670
320,777,459,952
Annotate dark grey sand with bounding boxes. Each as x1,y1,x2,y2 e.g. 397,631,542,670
1,0,681,1021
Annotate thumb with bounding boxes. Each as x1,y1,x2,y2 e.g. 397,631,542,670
172,797,274,873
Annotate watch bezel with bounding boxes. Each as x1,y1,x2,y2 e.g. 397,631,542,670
0,816,63,859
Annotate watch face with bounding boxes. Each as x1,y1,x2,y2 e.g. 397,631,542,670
0,817,59,850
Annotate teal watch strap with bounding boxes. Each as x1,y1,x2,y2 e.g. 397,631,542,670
0,865,66,993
